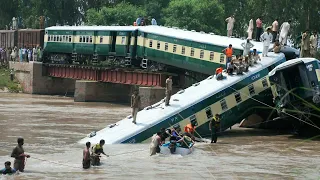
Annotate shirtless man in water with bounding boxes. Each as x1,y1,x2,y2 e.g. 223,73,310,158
11,138,30,172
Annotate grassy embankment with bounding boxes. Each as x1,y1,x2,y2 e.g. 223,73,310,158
0,67,21,93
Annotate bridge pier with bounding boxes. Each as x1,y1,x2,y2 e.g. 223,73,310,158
74,80,133,103
9,62,75,95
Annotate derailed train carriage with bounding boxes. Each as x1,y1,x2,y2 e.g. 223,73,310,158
269,58,320,135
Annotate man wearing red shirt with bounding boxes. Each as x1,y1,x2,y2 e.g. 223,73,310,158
256,17,263,41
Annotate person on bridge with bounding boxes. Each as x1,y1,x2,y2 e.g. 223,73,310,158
184,121,197,140
247,19,254,40
255,17,263,42
222,44,233,68
272,19,279,43
300,30,310,58
0,161,16,175
91,139,109,166
83,142,91,169
165,76,173,106
131,90,141,124
310,31,318,58
279,20,291,46
209,114,221,143
10,138,30,172
260,27,273,57
225,15,235,37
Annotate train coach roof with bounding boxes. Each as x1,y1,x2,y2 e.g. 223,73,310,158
269,58,320,76
138,26,267,51
45,26,138,31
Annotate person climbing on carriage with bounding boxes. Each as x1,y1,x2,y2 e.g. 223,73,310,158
168,125,182,153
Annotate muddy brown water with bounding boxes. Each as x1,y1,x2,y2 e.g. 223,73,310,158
0,93,319,180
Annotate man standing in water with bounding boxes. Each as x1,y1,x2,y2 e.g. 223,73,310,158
150,132,162,156
91,139,109,166
165,76,172,106
83,142,91,169
209,114,221,143
11,138,30,172
131,90,141,124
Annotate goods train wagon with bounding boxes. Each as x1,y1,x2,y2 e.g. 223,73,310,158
137,26,267,75
18,29,45,49
44,26,138,63
0,30,17,49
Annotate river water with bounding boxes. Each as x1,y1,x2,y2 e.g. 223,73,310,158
0,93,319,180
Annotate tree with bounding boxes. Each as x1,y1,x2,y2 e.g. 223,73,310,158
86,2,146,26
163,0,224,34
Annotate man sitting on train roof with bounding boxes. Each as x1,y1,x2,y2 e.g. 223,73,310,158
243,56,250,72
252,49,261,64
215,65,224,80
184,121,197,140
227,60,235,75
234,58,245,75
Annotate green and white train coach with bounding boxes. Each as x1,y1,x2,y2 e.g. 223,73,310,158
44,26,138,64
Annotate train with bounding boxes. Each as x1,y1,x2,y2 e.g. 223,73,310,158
0,26,299,77
269,58,320,135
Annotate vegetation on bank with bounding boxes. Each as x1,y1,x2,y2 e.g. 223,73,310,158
0,67,21,93
1,0,319,45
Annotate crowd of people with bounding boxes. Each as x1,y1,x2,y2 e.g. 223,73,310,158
0,46,43,67
149,113,221,156
134,16,157,26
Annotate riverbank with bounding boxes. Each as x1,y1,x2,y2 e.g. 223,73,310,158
0,67,21,93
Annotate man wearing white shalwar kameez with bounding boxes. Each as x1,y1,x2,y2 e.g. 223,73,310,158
310,31,318,58
225,15,235,37
260,28,273,57
241,39,254,56
247,19,254,40
279,20,291,46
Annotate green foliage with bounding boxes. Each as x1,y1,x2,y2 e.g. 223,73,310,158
0,68,21,93
163,0,224,34
86,2,146,26
0,0,319,42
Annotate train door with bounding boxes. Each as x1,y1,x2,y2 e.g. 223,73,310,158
110,31,116,53
126,32,131,55
0,33,6,48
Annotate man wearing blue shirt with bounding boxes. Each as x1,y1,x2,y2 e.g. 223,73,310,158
0,161,16,175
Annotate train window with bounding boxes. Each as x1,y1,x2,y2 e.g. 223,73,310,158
86,36,89,43
54,36,56,42
190,48,194,57
190,115,198,126
90,36,93,43
200,50,204,59
149,40,153,48
210,52,214,61
220,99,228,111
121,37,126,44
80,36,83,43
248,84,255,96
62,36,65,42
165,43,168,51
220,54,225,63
69,36,72,42
59,36,62,42
182,46,185,55
48,36,51,42
157,41,160,49
173,45,177,53
234,92,242,103
262,78,268,88
205,107,213,119
100,36,103,43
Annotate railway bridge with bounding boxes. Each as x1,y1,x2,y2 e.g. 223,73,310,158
9,61,184,107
